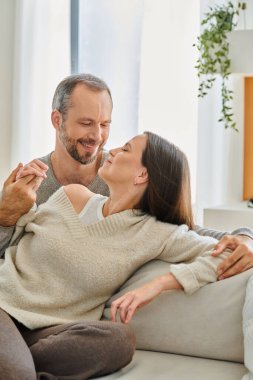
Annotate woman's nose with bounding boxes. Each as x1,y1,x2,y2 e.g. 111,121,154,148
109,147,118,156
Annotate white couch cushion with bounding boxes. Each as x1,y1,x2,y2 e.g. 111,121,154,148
103,260,253,363
96,350,247,380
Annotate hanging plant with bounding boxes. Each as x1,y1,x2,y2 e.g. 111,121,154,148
194,1,246,131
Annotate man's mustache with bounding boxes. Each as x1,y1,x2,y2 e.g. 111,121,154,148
77,138,102,146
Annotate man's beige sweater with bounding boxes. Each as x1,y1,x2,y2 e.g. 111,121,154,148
0,188,227,330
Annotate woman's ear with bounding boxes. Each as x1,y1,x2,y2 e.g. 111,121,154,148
51,109,62,131
134,168,148,185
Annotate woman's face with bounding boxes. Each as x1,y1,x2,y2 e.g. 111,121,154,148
99,134,148,187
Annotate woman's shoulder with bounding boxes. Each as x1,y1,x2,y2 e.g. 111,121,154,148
63,184,95,214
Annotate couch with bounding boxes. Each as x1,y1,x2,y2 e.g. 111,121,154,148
96,260,253,380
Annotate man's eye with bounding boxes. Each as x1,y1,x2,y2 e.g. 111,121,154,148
122,147,128,152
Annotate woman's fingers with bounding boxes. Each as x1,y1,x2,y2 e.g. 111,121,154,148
119,295,135,323
111,293,139,324
31,159,49,171
112,280,160,322
124,299,140,324
16,160,48,180
110,295,126,322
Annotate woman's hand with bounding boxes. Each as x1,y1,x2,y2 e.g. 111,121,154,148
110,273,182,324
16,159,48,181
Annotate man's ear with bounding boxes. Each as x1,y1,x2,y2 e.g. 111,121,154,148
51,109,62,131
135,168,148,185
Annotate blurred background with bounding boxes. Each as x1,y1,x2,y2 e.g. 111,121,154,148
1,0,253,227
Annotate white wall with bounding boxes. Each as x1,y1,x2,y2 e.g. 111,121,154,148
196,77,244,212
195,0,250,224
11,0,70,167
0,0,15,185
236,0,253,29
0,0,70,187
138,0,200,203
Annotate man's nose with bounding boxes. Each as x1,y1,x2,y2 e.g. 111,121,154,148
87,124,102,141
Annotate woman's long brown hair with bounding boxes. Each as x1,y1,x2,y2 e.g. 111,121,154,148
138,131,194,229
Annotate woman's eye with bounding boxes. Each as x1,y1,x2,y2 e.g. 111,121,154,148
122,147,128,152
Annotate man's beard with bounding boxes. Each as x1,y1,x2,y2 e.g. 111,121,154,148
59,123,102,165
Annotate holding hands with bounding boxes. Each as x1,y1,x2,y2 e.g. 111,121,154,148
16,159,48,181
0,160,48,226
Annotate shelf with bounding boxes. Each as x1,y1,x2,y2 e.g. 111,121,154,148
228,30,253,74
203,202,253,232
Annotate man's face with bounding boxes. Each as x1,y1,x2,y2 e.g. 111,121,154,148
58,84,112,164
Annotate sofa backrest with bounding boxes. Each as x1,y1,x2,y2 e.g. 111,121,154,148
103,260,253,363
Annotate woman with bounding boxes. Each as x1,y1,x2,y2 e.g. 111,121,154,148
0,132,228,380
4,131,228,330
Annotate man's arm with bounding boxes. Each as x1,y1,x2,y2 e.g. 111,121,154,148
194,225,253,240
0,164,28,257
0,163,45,257
0,164,39,226
194,225,253,279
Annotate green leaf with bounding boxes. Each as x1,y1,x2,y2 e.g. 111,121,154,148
194,0,244,130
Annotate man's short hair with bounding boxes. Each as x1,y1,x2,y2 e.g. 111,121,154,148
52,73,112,120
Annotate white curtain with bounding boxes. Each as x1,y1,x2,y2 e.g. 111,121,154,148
77,0,200,203
138,0,200,203
78,0,145,149
11,0,71,167
0,0,15,185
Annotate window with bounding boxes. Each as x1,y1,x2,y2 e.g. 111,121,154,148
72,0,200,201
71,0,144,149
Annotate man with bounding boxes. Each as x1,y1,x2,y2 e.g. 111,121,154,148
0,74,135,380
0,74,252,379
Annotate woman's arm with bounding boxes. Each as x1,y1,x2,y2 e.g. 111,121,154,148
195,225,253,279
110,272,182,324
110,226,229,324
158,225,231,295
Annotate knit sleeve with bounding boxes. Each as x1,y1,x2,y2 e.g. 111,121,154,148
0,225,15,257
9,203,38,247
158,225,230,295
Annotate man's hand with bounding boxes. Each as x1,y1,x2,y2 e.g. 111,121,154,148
212,235,253,279
0,163,44,227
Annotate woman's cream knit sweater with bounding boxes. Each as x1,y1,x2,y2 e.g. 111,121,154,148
0,188,227,329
